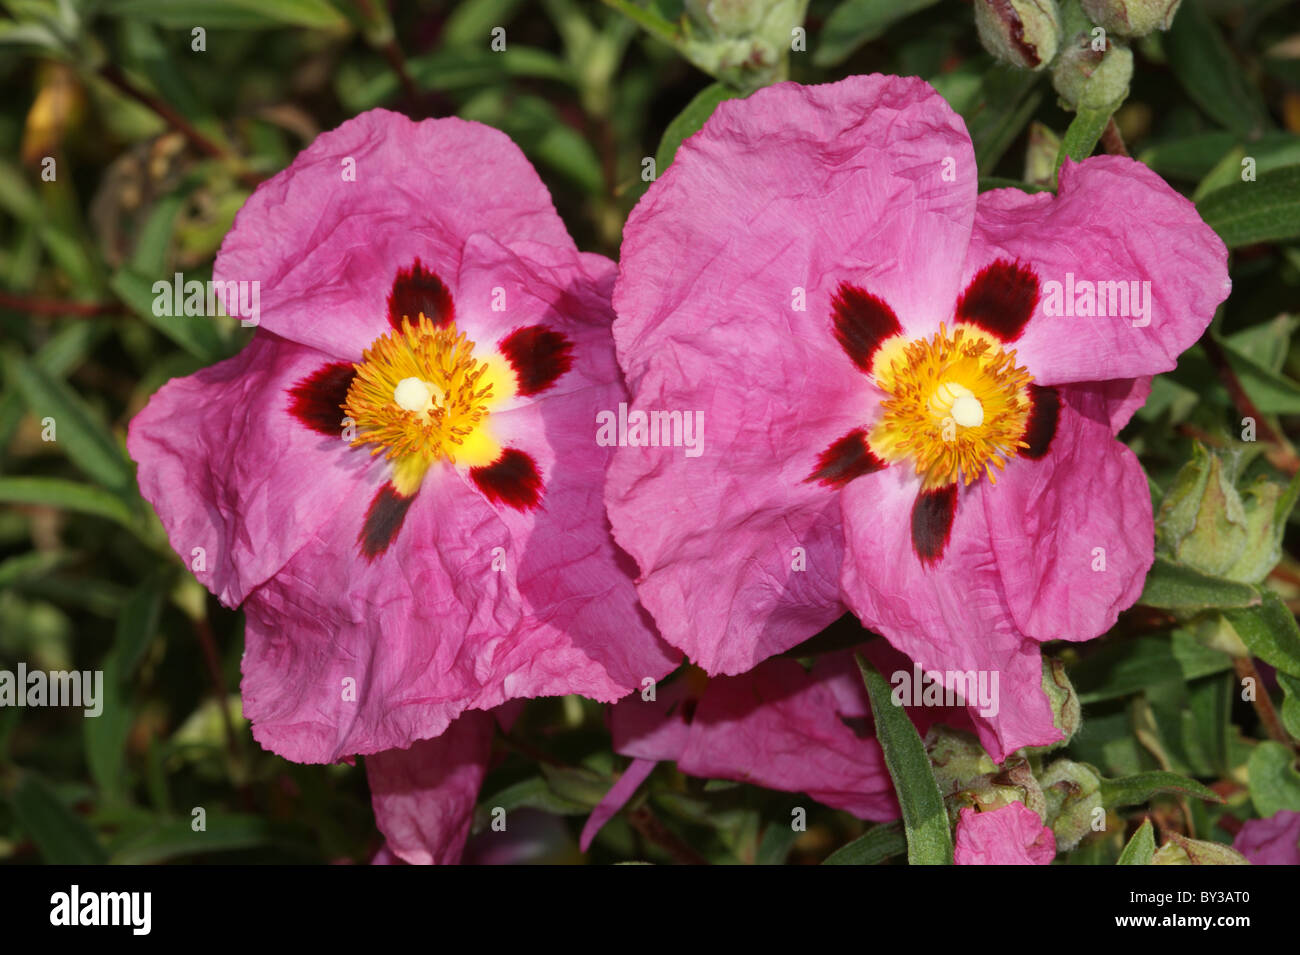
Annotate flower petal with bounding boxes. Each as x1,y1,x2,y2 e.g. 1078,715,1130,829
127,333,376,607
214,110,577,359
954,804,1055,865
840,465,1060,760
966,157,1229,385
365,710,496,865
983,401,1153,645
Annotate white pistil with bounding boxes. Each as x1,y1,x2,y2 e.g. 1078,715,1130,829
394,377,434,413
951,393,984,429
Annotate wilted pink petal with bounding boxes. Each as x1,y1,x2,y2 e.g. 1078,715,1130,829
365,711,496,866
1233,810,1300,866
954,804,1055,865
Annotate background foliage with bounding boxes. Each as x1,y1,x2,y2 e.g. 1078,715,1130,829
1,0,1299,864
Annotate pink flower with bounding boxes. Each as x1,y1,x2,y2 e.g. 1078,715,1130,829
1233,810,1300,865
128,109,678,785
581,640,971,850
954,803,1056,865
606,74,1229,759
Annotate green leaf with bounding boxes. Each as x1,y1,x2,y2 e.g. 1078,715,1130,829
822,821,907,865
443,0,526,48
1246,741,1300,817
1056,106,1112,171
1197,166,1300,249
10,774,108,864
476,776,590,823
1139,557,1260,613
86,576,166,803
1116,818,1156,865
1278,672,1300,741
814,0,941,67
1100,771,1222,808
110,267,230,364
112,0,348,30
1164,0,1269,136
1223,589,1300,676
108,814,275,864
655,83,741,175
0,476,136,527
966,64,1043,173
856,655,952,865
3,354,132,492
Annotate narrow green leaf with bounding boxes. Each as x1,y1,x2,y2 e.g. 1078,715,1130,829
2,355,132,492
1197,165,1300,249
112,0,348,30
856,655,953,865
814,0,941,67
0,477,136,527
108,815,275,864
1246,741,1300,817
655,83,741,175
1224,589,1300,676
110,267,229,363
1165,0,1269,136
1278,672,1300,741
1116,818,1156,864
86,576,166,802
1139,557,1260,613
10,774,108,864
1100,771,1222,808
822,821,906,865
1056,106,1112,171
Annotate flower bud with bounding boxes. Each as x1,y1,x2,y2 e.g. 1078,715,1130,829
1022,657,1081,755
926,726,999,796
1157,443,1289,585
1039,758,1103,851
974,0,1062,71
1081,0,1181,38
1052,30,1133,110
1152,831,1250,865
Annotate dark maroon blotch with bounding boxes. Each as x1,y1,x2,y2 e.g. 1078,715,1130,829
955,259,1039,343
470,448,543,511
807,429,887,489
388,259,455,331
359,482,416,559
288,361,356,436
499,325,574,397
911,484,959,566
1022,384,1060,459
831,284,903,374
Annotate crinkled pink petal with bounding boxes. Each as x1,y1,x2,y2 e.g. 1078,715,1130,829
365,710,496,865
1064,377,1152,434
968,157,1229,386
612,650,902,820
607,74,978,675
1233,810,1300,865
127,334,375,607
580,757,658,852
954,804,1055,865
840,466,1059,761
983,401,1154,645
214,110,577,360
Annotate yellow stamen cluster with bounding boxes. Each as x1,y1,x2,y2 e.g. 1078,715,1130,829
344,316,494,469
870,324,1033,488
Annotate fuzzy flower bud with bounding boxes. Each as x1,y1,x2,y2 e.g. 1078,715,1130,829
1081,0,1181,38
1052,29,1133,110
974,0,1062,71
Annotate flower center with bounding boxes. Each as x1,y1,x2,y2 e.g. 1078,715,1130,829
869,324,1033,488
343,316,512,493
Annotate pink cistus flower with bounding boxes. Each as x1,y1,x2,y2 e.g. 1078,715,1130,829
128,110,678,861
606,74,1229,759
953,803,1055,865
